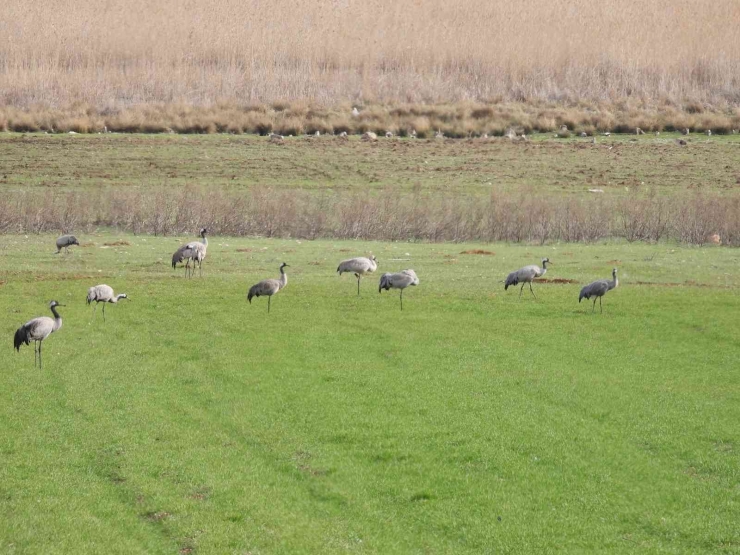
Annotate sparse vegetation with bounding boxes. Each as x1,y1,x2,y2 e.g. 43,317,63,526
1,133,739,245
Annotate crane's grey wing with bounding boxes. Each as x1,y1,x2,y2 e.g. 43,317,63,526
579,280,608,301
172,244,196,267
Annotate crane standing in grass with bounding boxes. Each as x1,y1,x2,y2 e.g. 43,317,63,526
55,234,79,254
579,268,619,313
379,269,419,311
248,263,289,313
172,228,208,278
13,301,65,369
86,284,130,322
337,255,378,295
505,258,551,299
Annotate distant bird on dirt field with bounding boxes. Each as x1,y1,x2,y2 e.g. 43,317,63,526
248,262,289,313
55,234,79,254
337,256,378,295
86,284,129,322
14,300,64,369
172,228,208,278
579,268,619,313
379,269,419,311
505,258,551,299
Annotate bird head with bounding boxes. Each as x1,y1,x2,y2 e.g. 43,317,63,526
612,268,618,276
370,256,377,262
72,237,80,245
200,228,208,236
280,262,289,269
119,293,130,301
49,300,65,308
542,258,551,265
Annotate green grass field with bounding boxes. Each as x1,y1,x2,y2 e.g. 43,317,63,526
1,234,738,553
2,132,740,197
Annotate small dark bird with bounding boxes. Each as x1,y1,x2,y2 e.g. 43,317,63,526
14,301,65,369
55,234,79,254
579,268,619,313
248,263,289,313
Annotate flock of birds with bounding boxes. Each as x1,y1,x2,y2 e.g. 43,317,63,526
13,232,619,368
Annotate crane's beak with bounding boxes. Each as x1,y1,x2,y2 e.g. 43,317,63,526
58,304,66,307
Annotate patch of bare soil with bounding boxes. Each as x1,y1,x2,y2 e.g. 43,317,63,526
539,278,579,284
460,249,495,255
103,241,131,246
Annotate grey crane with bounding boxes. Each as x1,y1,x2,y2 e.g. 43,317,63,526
505,258,551,299
13,300,65,369
171,228,208,278
86,284,129,322
337,255,378,295
248,263,289,313
379,269,419,310
579,268,618,313
55,234,79,254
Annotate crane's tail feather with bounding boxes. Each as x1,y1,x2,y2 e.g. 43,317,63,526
14,326,29,351
504,275,518,290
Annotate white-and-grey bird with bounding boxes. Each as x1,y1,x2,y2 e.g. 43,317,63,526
505,258,551,299
248,263,289,313
171,228,208,278
579,268,619,313
86,284,129,322
13,300,65,369
379,269,419,310
55,234,79,254
337,255,378,295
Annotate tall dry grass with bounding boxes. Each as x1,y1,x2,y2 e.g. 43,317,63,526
1,187,737,246
1,0,740,110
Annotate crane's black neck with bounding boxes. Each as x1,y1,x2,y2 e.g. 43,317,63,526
50,305,62,320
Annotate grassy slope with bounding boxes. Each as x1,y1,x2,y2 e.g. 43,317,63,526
1,133,740,197
1,235,738,554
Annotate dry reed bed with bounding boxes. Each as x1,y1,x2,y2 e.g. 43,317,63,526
2,101,740,137
2,187,737,246
2,0,740,110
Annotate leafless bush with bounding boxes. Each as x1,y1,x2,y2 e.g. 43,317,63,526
1,186,738,245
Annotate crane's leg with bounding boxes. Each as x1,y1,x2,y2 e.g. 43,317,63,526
199,260,202,278
400,289,404,311
529,282,537,300
34,341,38,367
519,283,525,298
93,303,98,319
599,296,603,314
102,303,106,323
592,298,597,313
268,296,271,313
356,274,361,296
38,341,42,370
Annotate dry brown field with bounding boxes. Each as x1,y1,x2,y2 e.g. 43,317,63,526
2,0,740,131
